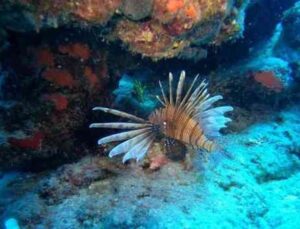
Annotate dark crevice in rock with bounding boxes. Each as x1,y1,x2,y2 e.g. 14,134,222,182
255,167,300,184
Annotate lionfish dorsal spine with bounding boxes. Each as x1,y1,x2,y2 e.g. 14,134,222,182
175,70,186,105
184,81,207,112
158,80,167,105
97,128,151,145
178,74,199,109
156,95,165,106
169,72,174,105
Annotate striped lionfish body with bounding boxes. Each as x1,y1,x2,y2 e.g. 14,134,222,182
149,104,214,152
90,71,233,163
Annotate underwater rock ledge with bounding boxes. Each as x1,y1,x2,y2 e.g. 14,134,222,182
1,0,249,60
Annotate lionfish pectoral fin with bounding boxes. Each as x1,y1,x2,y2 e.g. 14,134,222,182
97,128,151,145
108,132,151,158
122,135,154,163
92,107,146,122
136,136,155,162
89,122,150,129
122,138,148,163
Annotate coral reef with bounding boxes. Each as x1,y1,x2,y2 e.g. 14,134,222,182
1,0,299,170
120,0,153,21
253,71,284,93
73,0,122,23
271,2,300,82
58,43,91,60
42,68,77,88
115,0,249,59
0,31,116,170
208,3,296,101
0,0,250,60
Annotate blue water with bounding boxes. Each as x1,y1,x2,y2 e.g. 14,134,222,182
0,0,300,228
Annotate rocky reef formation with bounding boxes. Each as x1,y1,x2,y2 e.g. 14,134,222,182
273,2,300,81
281,2,300,50
0,30,127,170
1,0,249,60
206,0,300,103
1,0,300,171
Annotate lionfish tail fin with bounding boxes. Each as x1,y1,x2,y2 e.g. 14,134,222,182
196,103,233,139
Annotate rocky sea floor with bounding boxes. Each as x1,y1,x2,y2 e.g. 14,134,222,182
1,105,299,229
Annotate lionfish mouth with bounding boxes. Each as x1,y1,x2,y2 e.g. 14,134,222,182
90,71,233,163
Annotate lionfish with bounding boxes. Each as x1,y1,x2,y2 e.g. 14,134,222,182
90,71,233,163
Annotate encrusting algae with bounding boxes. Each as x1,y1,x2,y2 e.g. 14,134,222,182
90,71,233,163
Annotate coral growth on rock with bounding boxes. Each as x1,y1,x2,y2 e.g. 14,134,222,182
8,131,44,150
0,35,114,170
73,0,122,23
58,43,91,60
42,68,77,88
44,93,69,111
1,0,249,60
253,71,284,93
